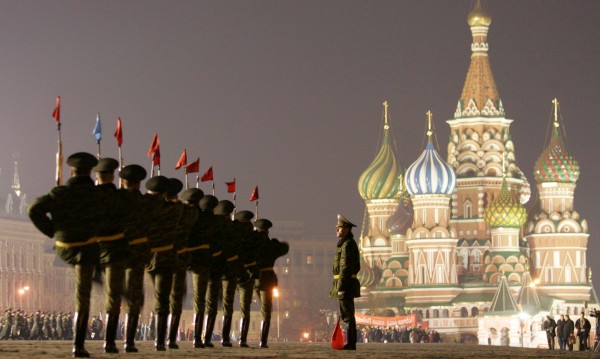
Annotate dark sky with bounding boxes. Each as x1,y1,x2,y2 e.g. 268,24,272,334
0,1,599,273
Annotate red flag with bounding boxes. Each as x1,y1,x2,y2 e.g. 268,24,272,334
185,158,199,174
52,96,61,123
175,149,187,170
250,186,259,201
201,166,213,182
147,133,160,157
153,147,161,166
114,117,123,146
226,178,236,193
331,317,344,350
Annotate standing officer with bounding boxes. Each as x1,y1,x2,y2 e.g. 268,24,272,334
93,158,131,354
28,152,101,358
330,214,361,351
119,164,150,353
253,219,289,348
576,311,591,351
233,210,258,347
144,175,182,351
166,178,196,349
198,195,222,348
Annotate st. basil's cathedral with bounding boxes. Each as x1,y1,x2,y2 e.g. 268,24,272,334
356,1,597,347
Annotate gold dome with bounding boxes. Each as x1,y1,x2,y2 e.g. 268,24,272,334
468,0,492,27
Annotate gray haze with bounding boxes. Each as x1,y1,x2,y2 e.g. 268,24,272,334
0,1,599,273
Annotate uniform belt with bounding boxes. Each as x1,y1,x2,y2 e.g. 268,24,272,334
259,267,274,272
243,261,257,268
212,250,222,257
151,244,174,253
129,237,148,245
176,248,187,254
186,244,210,252
333,274,357,279
93,233,125,243
227,255,239,262
55,237,97,248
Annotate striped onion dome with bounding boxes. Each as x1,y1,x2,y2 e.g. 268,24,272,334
484,179,527,228
358,104,403,200
357,256,380,289
405,142,456,196
534,128,580,184
386,196,413,235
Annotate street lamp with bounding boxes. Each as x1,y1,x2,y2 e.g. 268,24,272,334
18,286,30,310
518,311,530,348
273,287,280,339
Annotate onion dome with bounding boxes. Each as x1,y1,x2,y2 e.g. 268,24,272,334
484,179,527,228
358,101,403,200
357,256,381,289
467,0,492,27
534,99,580,184
405,111,456,196
386,196,413,236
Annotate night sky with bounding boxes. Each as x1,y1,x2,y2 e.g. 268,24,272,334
0,1,599,275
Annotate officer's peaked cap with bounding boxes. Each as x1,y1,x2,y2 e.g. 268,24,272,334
254,218,273,230
145,175,170,193
93,158,119,173
337,214,356,228
66,152,98,170
199,195,219,211
234,210,254,222
181,188,204,204
119,164,147,183
214,200,235,215
166,178,184,197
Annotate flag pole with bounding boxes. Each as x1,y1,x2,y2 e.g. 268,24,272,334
212,182,215,196
56,122,63,186
157,163,161,176
151,155,155,178
185,173,189,190
196,175,199,189
97,140,102,159
255,200,259,219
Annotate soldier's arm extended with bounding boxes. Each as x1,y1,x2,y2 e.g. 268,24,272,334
27,194,54,238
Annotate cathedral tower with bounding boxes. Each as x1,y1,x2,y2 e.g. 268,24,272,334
526,99,590,302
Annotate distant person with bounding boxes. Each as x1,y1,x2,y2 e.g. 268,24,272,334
543,315,556,350
575,312,591,351
556,314,565,350
564,314,575,351
330,214,360,350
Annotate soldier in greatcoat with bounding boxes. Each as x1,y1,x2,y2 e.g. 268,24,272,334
330,214,361,350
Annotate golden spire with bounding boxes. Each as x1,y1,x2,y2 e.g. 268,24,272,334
468,0,492,27
383,101,389,130
426,110,433,141
552,98,560,129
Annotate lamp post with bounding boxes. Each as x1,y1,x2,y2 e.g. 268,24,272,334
18,286,30,310
273,287,280,339
518,311,530,348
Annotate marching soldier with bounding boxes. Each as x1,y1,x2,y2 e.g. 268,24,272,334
198,194,222,348
253,219,289,348
179,189,215,349
119,164,150,353
166,178,196,349
144,175,183,351
93,158,132,353
330,214,361,350
28,152,101,358
234,210,258,347
212,200,243,347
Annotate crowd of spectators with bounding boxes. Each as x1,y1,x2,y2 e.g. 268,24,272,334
358,326,441,343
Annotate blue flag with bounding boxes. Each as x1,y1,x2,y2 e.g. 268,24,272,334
93,113,102,142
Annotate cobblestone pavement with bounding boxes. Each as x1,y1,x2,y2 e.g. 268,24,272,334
1,341,599,359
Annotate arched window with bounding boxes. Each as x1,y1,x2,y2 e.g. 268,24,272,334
471,307,479,317
464,200,472,219
460,307,468,317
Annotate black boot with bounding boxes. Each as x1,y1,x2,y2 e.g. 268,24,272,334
72,312,90,358
203,314,215,348
192,313,204,348
167,314,180,349
154,313,168,351
259,320,270,348
221,315,233,347
124,313,139,353
239,317,250,348
343,322,357,350
103,313,119,353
